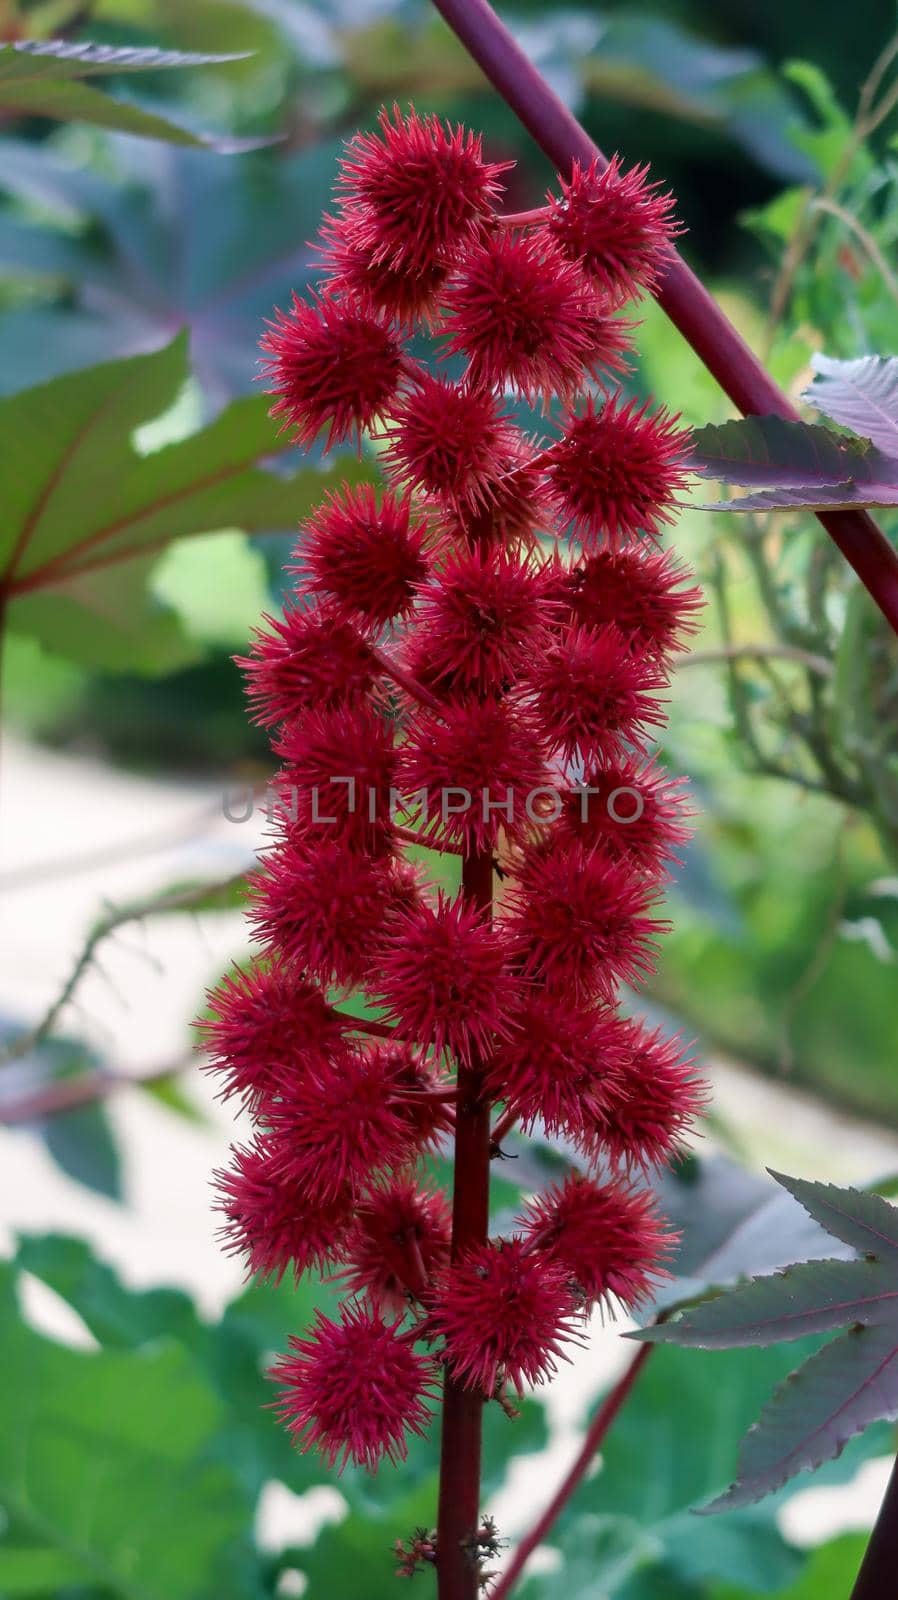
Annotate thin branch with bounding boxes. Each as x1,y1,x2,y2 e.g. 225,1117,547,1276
809,196,898,309
369,645,448,715
680,644,834,678
489,1343,654,1599
0,1055,189,1125
0,871,249,1068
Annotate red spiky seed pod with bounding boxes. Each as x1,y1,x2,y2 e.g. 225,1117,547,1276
484,992,625,1139
238,603,376,727
401,546,555,697
384,373,515,511
547,394,690,550
441,229,632,404
520,1173,676,1310
505,841,666,1002
374,893,517,1065
430,1237,583,1394
396,698,550,850
271,1303,438,1470
595,1018,705,1170
316,204,449,328
261,293,405,450
544,154,680,305
526,621,668,766
339,1178,452,1314
274,701,397,854
215,1139,352,1283
379,1042,456,1150
337,105,510,275
562,545,704,660
557,755,693,877
200,961,346,1111
264,1042,416,1202
249,843,408,989
292,486,431,629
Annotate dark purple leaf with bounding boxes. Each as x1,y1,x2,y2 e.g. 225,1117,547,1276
804,354,898,456
773,1171,898,1260
689,414,898,512
703,1323,898,1512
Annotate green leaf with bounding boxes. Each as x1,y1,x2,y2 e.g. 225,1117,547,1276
16,1233,203,1349
0,40,267,150
0,1542,88,1594
803,354,898,456
0,336,375,671
42,1099,122,1200
0,1260,250,1599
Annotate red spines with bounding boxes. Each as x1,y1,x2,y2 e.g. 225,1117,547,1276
543,155,681,304
260,293,405,450
430,1238,582,1394
271,1303,438,1470
520,1173,676,1311
199,107,707,1478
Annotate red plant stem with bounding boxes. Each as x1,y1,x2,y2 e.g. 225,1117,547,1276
369,645,448,714
490,1343,654,1599
490,1106,517,1149
850,1452,898,1600
429,0,898,637
335,1013,399,1039
437,844,494,1600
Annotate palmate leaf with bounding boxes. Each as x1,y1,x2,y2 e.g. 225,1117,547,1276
0,39,267,149
0,334,375,672
689,413,898,511
634,1172,898,1511
804,354,898,456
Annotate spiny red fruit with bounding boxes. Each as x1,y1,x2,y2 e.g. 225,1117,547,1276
340,1179,451,1314
547,394,690,550
249,843,407,988
293,486,431,628
201,961,346,1110
238,604,375,726
264,1043,415,1202
430,1238,582,1393
484,992,624,1138
505,841,665,1001
526,621,668,765
544,154,680,304
402,546,555,696
520,1173,675,1310
384,373,515,510
596,1019,705,1170
317,204,449,327
337,105,510,275
261,292,405,449
557,756,692,876
441,228,631,403
396,698,549,850
275,702,397,853
215,1140,352,1282
563,545,703,659
374,893,516,1065
271,1303,438,1470
379,1043,456,1150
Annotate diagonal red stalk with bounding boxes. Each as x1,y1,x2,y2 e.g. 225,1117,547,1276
429,0,898,638
437,844,494,1600
489,1343,654,1598
850,1451,898,1599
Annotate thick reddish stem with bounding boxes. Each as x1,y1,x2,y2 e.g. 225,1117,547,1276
850,1452,898,1600
489,1343,654,1599
429,0,898,637
437,846,494,1600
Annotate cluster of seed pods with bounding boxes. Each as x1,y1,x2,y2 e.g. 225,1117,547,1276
202,105,705,1483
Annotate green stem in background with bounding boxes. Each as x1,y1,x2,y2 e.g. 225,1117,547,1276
437,846,494,1600
428,0,898,636
490,1344,654,1599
